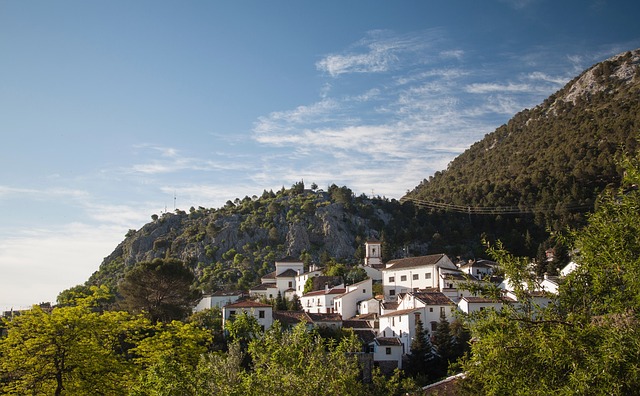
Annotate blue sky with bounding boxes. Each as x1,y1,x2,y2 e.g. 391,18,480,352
2,0,640,310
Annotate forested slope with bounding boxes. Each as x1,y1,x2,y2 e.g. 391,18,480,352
405,49,640,231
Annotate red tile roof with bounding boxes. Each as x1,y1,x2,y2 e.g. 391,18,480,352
225,300,272,308
384,254,447,270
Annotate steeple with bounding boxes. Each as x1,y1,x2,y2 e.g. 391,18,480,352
364,238,382,267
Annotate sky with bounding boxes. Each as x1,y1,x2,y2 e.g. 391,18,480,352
1,0,640,311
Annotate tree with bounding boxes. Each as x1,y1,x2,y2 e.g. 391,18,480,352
405,318,436,381
119,258,201,323
460,155,640,395
431,312,454,378
0,304,143,395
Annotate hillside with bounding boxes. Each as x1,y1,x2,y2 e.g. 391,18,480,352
88,184,475,292
405,49,640,231
88,49,640,292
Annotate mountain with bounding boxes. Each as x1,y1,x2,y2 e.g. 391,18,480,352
88,184,459,292
404,49,640,233
88,49,640,293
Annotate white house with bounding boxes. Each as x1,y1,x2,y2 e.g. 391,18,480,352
358,297,381,316
222,300,273,332
378,291,457,355
333,278,373,319
457,296,515,314
300,286,347,314
194,290,244,312
371,337,404,370
249,256,304,300
382,254,458,300
458,259,496,279
295,265,322,297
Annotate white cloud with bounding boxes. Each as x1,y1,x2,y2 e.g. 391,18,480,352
0,223,124,311
465,82,535,94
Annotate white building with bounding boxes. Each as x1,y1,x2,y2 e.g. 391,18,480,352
361,239,384,281
194,290,244,312
333,278,373,319
371,337,404,370
300,286,347,314
457,296,515,314
382,254,458,300
249,256,304,300
222,300,273,332
378,291,456,354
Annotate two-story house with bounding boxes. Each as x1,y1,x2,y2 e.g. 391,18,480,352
381,254,458,300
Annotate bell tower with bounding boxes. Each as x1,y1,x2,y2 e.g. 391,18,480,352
364,238,382,267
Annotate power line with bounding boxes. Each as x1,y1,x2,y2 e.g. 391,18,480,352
400,196,593,215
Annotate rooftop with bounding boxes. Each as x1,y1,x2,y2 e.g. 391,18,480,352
384,254,447,271
225,300,272,309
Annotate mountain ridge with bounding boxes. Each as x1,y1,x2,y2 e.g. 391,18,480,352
87,48,640,293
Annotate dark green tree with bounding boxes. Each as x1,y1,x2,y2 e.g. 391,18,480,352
119,258,201,323
405,318,436,380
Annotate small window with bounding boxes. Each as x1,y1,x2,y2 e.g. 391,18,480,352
440,306,445,315
390,290,396,296
431,321,437,331
389,276,395,282
425,273,431,279
400,275,407,281
429,307,433,312
288,281,293,288
259,310,265,318
363,289,366,293
386,347,392,355
260,325,265,331
413,274,419,280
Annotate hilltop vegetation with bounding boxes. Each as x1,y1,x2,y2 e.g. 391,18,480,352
406,50,640,232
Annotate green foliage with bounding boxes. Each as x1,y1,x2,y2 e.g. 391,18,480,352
0,305,144,395
119,258,201,323
460,155,640,395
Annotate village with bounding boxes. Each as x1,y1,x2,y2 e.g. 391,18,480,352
194,239,573,372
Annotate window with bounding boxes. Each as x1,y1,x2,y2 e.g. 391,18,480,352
363,289,366,293
431,321,438,331
390,290,396,296
400,275,407,281
288,281,293,288
413,274,419,280
440,306,445,315
260,325,265,331
229,310,236,319
259,310,265,318
389,276,395,282
429,307,433,312
425,273,431,279
386,347,392,355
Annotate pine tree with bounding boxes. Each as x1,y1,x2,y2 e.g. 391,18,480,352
405,318,436,380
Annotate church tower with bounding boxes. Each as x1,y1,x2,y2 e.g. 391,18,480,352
364,238,383,267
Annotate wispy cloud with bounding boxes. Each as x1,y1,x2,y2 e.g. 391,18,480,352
316,29,443,77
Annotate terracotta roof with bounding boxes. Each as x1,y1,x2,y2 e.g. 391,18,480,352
384,254,447,271
209,290,243,297
462,296,515,303
355,313,378,320
303,287,347,297
352,329,377,344
381,301,399,310
225,300,272,308
277,268,299,278
379,308,420,318
375,337,402,346
261,271,276,280
411,291,455,306
342,319,373,329
249,283,277,291
307,312,342,322
272,311,311,325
